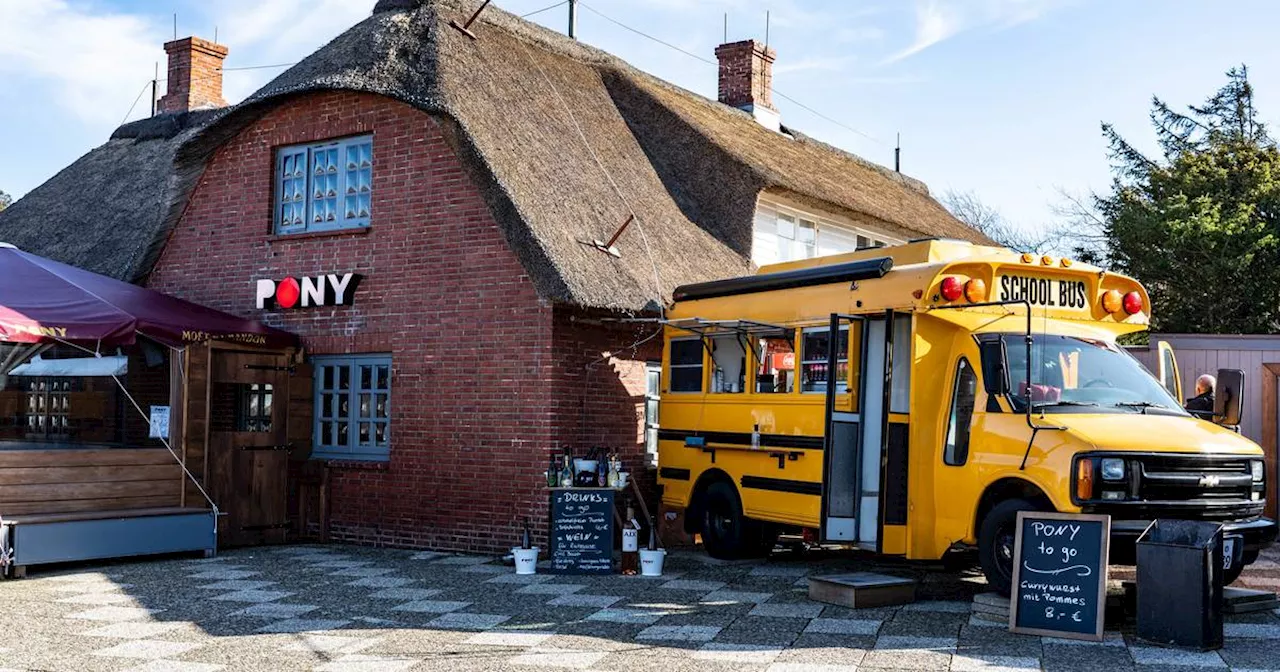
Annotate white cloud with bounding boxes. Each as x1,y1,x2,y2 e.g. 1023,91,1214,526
0,0,375,128
0,0,164,125
882,0,1065,65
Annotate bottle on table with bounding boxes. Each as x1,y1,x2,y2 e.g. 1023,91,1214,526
597,454,608,487
559,454,574,487
546,455,559,487
621,501,640,575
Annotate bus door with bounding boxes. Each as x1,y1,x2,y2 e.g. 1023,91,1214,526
821,311,894,549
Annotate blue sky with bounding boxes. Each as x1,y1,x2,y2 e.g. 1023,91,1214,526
3,0,1280,239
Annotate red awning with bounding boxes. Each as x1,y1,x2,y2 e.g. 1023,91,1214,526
0,244,296,349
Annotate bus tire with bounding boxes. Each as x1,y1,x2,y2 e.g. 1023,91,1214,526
978,498,1042,596
701,481,760,560
1224,549,1256,586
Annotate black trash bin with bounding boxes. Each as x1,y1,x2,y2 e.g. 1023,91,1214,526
1136,519,1225,650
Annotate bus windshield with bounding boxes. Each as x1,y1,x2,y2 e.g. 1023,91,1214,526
995,334,1187,415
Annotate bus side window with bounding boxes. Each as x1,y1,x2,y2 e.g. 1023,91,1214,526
755,335,795,393
800,326,849,394
669,339,704,393
710,336,746,393
943,357,977,466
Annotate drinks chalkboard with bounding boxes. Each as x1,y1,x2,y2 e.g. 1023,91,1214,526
1009,511,1111,641
550,488,615,575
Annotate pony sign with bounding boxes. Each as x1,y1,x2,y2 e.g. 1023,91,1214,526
256,273,361,310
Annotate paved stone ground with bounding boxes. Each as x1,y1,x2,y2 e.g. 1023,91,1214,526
2,544,1280,671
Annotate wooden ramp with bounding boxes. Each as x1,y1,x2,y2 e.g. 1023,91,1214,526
808,572,917,609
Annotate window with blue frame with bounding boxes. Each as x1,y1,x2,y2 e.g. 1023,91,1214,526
276,135,373,235
312,354,391,461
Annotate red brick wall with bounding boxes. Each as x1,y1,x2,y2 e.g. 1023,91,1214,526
148,90,558,553
550,306,662,522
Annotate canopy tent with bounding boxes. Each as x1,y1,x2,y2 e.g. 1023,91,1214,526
0,244,301,573
0,243,295,351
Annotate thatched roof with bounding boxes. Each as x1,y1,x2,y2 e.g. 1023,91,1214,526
0,111,217,282
1,0,988,311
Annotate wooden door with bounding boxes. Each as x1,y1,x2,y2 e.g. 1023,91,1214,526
208,349,292,547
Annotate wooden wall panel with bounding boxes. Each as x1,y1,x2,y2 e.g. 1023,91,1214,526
0,448,184,515
183,343,211,506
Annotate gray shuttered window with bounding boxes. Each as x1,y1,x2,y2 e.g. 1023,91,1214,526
313,354,391,461
275,135,373,234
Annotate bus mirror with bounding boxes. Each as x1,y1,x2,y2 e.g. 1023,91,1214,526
980,341,1009,395
1215,368,1244,427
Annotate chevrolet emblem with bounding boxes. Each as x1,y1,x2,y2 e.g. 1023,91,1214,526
1199,475,1221,487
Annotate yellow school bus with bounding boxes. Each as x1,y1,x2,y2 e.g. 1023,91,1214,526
657,239,1275,594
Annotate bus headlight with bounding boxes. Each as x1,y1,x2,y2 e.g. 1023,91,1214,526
1100,458,1126,481
1252,460,1264,482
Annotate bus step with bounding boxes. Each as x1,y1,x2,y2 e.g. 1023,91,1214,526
808,572,917,609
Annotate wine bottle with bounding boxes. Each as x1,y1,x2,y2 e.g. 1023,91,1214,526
521,517,532,550
621,501,640,575
647,524,658,551
559,455,574,487
546,454,558,487
597,455,607,487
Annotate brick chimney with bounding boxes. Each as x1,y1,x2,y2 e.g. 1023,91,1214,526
158,36,229,114
714,39,780,131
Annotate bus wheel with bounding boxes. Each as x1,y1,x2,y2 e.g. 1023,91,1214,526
701,481,758,560
1225,549,1256,586
978,498,1041,596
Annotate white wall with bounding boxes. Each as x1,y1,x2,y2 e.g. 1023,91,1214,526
753,193,904,267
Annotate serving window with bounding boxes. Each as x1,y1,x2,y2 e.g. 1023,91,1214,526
710,336,746,394
755,335,795,394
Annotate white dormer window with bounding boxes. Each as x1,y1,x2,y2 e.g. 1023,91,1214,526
753,194,903,266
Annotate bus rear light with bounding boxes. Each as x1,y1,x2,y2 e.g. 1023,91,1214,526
1102,290,1123,314
964,278,985,303
1076,459,1094,500
1041,255,1055,266
1021,253,1035,264
1122,291,1143,315
1060,258,1073,268
940,276,963,302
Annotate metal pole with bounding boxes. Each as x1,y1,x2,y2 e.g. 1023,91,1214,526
568,0,577,38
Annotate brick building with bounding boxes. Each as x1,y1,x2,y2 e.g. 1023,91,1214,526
0,0,988,553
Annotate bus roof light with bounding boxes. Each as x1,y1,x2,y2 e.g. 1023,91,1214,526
940,276,963,302
964,278,985,303
1102,289,1123,314
1122,291,1143,315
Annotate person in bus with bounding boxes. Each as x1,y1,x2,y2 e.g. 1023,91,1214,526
1185,374,1216,421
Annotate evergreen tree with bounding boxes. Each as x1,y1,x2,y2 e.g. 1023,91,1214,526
1088,66,1280,333
0,190,9,212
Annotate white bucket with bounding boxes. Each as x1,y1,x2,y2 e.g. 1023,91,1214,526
639,548,666,576
512,547,539,575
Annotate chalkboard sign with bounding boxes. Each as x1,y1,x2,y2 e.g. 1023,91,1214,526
550,488,615,575
1009,511,1111,641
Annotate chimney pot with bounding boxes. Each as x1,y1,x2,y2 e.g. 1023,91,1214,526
158,36,229,114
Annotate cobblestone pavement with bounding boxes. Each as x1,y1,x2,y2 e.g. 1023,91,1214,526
3,544,1280,671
